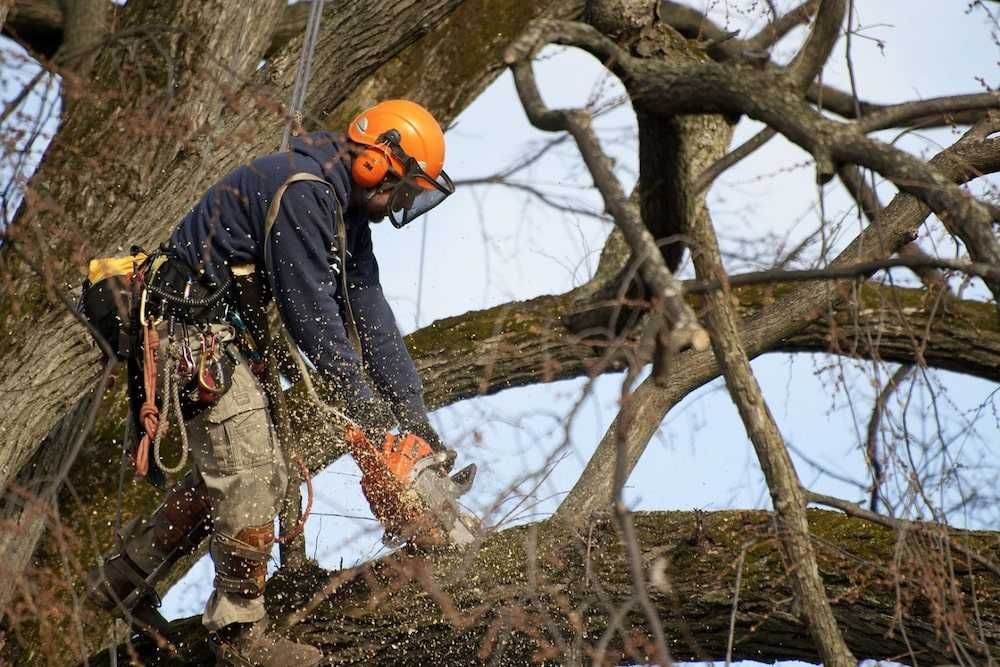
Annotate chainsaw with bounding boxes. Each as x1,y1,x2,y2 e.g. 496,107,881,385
346,427,479,549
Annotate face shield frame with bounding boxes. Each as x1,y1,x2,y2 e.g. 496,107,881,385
372,130,455,229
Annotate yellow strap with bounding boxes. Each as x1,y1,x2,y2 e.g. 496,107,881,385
231,263,256,276
87,253,147,283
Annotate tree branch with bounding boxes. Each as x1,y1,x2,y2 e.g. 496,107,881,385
85,510,1000,666
658,2,996,130
783,0,845,90
504,24,709,353
519,19,1000,305
745,0,820,52
556,115,1000,520
685,149,855,666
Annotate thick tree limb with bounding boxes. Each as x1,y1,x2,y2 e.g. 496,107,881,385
84,510,1000,666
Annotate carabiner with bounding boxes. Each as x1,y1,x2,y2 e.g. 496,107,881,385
138,288,163,328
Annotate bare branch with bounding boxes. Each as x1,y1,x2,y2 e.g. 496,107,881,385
784,0,845,89
864,364,912,513
857,92,1000,133
810,81,997,128
746,0,821,51
681,254,1000,291
557,109,1000,520
686,158,855,666
695,127,776,195
504,23,709,353
657,3,994,130
521,19,1000,305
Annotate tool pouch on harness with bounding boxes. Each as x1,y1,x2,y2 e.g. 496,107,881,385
78,253,148,360
144,260,239,412
121,253,239,482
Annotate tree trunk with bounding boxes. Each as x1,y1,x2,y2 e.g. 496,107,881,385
83,510,1000,666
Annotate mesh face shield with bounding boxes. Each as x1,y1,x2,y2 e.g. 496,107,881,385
369,131,454,228
386,165,455,228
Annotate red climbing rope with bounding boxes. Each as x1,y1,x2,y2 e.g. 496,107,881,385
135,321,161,477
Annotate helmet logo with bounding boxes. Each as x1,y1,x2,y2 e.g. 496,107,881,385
356,117,368,133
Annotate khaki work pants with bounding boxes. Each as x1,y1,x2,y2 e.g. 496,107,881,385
155,325,288,630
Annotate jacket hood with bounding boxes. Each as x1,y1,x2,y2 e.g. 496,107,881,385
290,131,352,207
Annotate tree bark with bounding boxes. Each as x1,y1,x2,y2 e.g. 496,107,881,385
83,510,1000,666
56,0,109,75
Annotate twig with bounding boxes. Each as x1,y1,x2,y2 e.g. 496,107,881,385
695,128,777,195
864,365,912,513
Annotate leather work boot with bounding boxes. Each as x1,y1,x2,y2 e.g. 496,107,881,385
210,616,323,667
86,472,211,636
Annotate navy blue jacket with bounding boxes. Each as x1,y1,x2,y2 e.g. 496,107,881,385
168,132,430,435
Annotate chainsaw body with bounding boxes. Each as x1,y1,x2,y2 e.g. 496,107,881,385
346,429,478,548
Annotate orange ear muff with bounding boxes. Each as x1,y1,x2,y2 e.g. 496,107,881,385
352,146,390,188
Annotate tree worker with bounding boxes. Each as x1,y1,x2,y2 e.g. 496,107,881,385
86,99,472,667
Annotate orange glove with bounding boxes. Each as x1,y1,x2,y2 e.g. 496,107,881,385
345,427,435,535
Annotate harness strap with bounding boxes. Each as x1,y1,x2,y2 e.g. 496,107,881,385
262,172,363,357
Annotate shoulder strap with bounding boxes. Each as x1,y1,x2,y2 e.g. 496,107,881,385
262,172,329,277
263,172,363,358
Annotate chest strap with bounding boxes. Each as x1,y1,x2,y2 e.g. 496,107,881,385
256,172,363,358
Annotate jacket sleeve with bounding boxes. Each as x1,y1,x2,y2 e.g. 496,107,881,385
347,280,441,447
266,181,394,433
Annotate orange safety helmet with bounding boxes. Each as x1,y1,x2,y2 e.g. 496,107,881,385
348,99,446,189
347,99,455,228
